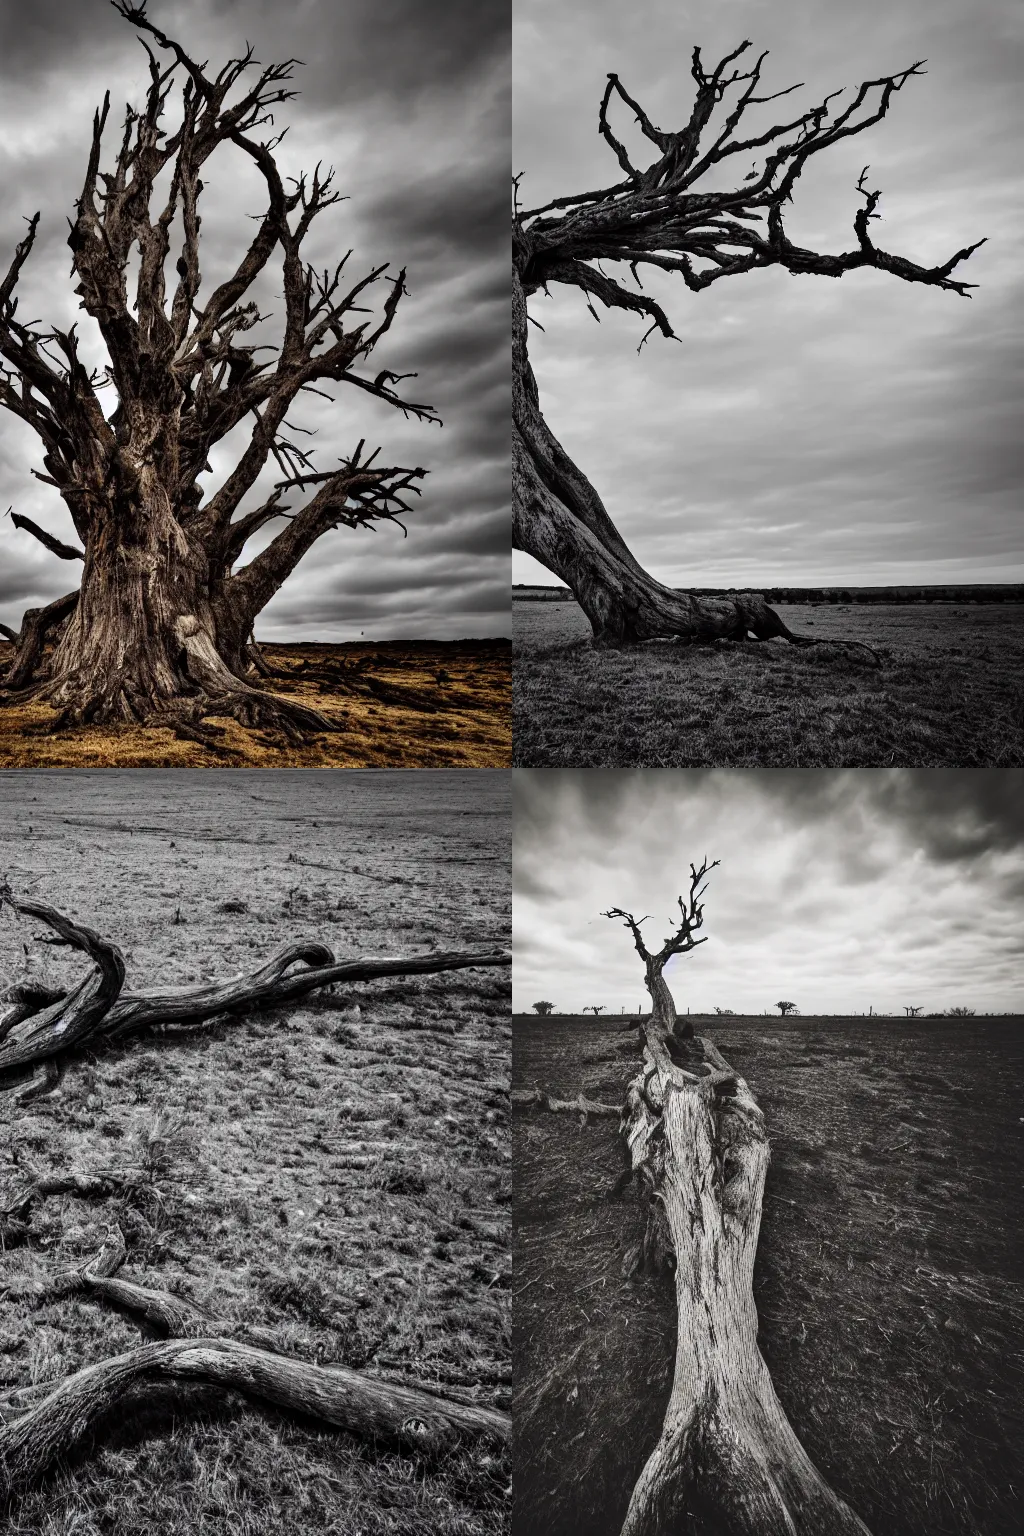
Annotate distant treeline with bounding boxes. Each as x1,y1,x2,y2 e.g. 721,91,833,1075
513,584,1024,605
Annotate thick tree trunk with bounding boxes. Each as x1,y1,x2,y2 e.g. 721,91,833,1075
21,497,330,738
613,958,870,1535
512,267,800,649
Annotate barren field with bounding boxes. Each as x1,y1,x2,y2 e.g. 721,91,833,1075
0,771,511,1535
0,640,510,769
514,1012,1024,1536
513,601,1024,766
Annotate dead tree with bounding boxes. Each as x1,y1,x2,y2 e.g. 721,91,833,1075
0,1,436,740
522,861,870,1533
513,43,983,651
904,1005,922,1017
0,887,509,1097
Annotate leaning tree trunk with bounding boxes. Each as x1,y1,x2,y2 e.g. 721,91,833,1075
613,976,870,1534
512,262,800,651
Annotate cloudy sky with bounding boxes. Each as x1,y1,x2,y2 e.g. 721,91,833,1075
0,0,507,641
513,0,1024,589
514,770,1024,1015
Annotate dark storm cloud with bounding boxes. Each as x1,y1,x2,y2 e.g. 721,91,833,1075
513,0,1024,589
513,771,1024,1013
0,0,508,642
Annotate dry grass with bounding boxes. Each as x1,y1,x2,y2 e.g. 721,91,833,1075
0,772,511,1535
514,1012,1024,1536
513,601,1024,766
0,640,510,768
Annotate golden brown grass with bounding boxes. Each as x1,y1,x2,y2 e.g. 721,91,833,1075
0,640,510,768
513,601,1024,766
1,772,511,1535
514,1011,1024,1536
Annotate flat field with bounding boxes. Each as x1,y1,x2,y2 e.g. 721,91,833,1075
0,771,511,1535
513,601,1024,766
0,639,510,769
514,1011,1024,1536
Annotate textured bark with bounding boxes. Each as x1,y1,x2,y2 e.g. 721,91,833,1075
513,45,982,654
0,890,510,1083
598,866,871,1534
0,5,434,734
0,1227,508,1505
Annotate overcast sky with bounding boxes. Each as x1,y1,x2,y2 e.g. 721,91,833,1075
513,0,1024,590
513,770,1024,1015
0,0,507,642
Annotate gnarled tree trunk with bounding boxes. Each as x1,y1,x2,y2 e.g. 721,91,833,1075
0,6,433,738
513,265,798,651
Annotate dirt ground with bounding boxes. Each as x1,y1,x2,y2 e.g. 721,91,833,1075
513,601,1024,767
0,771,511,1535
514,1011,1024,1536
0,640,510,769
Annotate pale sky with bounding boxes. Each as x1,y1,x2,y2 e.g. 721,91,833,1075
513,770,1024,1015
0,0,508,642
513,0,1024,590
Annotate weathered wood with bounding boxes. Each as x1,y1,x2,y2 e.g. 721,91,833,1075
601,866,872,1534
0,6,435,733
0,890,510,1081
0,1228,509,1505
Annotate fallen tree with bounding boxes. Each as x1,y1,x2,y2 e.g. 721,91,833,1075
519,860,871,1535
514,42,982,656
0,886,510,1094
0,1,436,741
0,1190,508,1507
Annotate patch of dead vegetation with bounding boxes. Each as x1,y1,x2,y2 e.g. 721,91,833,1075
0,639,510,768
513,601,1024,767
1,772,510,1535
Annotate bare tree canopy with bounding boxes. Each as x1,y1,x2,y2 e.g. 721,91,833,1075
0,1,439,739
513,41,982,653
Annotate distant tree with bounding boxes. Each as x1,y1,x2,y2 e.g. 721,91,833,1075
583,1005,605,1016
775,1001,798,1017
946,1006,976,1018
903,1006,923,1017
532,1001,555,1016
713,1006,735,1015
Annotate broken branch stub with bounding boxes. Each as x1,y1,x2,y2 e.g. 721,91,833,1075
603,873,871,1535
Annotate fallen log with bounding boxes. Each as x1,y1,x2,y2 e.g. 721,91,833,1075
0,887,510,1082
0,1226,508,1504
517,861,870,1535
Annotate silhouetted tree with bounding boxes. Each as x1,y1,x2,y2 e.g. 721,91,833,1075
531,1001,555,1016
513,42,982,653
775,1000,798,1016
946,1006,976,1018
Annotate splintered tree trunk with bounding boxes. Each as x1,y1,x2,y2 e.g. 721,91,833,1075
512,266,799,650
617,977,870,1534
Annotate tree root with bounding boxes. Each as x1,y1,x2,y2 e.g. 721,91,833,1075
0,888,510,1082
0,1223,509,1503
